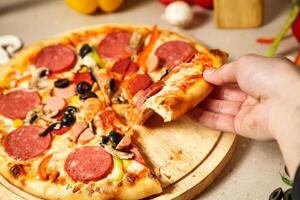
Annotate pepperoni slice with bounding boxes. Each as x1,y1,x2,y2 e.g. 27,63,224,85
73,72,94,85
65,146,113,182
127,62,139,75
112,58,139,75
97,31,134,59
0,90,41,119
112,58,131,74
155,41,196,69
128,74,153,95
35,44,76,73
4,125,51,160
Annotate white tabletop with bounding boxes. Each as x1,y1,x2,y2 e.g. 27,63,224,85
0,0,298,199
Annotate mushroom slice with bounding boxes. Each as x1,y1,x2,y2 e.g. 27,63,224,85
104,145,134,160
30,67,51,90
0,35,23,55
129,31,144,51
0,47,10,65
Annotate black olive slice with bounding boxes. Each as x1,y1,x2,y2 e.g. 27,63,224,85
61,114,76,127
79,44,92,58
39,122,60,137
64,106,78,115
77,81,92,95
108,130,123,146
54,79,70,88
269,187,284,200
79,91,98,100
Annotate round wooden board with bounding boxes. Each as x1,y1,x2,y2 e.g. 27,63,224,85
0,115,236,200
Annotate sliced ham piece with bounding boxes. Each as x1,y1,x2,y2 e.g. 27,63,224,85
69,122,88,142
43,96,65,113
78,128,95,145
53,84,76,99
116,135,132,150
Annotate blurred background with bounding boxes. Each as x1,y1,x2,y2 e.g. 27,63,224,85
0,0,298,59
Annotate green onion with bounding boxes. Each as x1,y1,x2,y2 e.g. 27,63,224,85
91,46,104,68
265,1,300,57
280,173,293,186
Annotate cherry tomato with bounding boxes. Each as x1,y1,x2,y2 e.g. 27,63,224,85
193,0,213,9
292,12,300,43
159,0,193,5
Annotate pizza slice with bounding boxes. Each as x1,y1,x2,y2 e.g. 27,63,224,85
134,28,228,123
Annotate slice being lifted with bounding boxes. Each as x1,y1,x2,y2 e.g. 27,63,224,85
137,49,228,122
0,24,227,200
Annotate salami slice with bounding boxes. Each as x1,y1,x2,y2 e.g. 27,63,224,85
97,31,134,59
65,146,113,182
128,74,153,95
4,125,51,160
35,44,76,73
155,41,196,69
112,58,139,75
0,90,41,119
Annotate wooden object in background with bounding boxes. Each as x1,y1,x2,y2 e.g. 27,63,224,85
214,0,264,28
0,115,236,200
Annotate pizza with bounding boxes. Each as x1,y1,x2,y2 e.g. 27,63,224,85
0,24,227,200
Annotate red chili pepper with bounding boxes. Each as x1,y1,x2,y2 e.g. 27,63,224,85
50,126,70,135
292,12,300,43
256,37,275,44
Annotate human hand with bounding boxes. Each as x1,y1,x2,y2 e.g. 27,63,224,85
189,54,300,178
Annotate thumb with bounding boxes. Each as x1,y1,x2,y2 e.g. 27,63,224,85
203,62,238,85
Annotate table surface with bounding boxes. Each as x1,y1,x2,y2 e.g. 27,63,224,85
0,0,298,199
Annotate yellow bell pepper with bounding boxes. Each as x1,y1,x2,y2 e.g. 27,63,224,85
113,157,124,182
13,119,23,128
98,0,124,13
64,0,99,14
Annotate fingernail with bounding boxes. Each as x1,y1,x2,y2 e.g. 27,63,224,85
204,68,216,77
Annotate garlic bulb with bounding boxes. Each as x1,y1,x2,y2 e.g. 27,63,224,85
163,1,194,28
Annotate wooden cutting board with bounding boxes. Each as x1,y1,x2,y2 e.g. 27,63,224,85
0,114,236,200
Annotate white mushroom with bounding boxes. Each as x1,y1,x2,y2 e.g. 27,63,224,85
163,1,194,28
0,35,23,65
0,47,10,65
104,145,134,160
30,67,51,90
129,31,143,50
